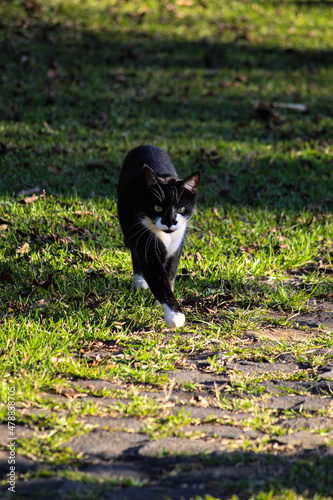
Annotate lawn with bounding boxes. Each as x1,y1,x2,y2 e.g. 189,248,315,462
0,1,333,499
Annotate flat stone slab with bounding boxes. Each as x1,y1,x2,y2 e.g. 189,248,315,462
278,417,333,431
139,437,228,457
164,369,228,388
72,379,127,393
62,430,148,458
319,367,333,380
179,424,259,439
98,485,214,500
249,327,316,341
0,478,90,499
293,311,333,331
275,430,331,449
258,395,332,411
41,393,128,408
0,424,37,445
81,463,150,481
79,416,145,432
260,379,333,396
226,360,300,375
169,405,252,422
0,451,37,477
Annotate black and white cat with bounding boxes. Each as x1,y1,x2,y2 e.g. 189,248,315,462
117,145,200,328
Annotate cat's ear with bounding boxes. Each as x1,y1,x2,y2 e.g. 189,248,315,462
181,172,200,195
143,165,160,189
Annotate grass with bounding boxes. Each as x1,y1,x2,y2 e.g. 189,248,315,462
0,0,333,498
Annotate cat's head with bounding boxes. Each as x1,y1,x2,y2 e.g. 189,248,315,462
143,166,200,233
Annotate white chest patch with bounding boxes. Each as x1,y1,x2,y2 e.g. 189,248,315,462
142,215,187,258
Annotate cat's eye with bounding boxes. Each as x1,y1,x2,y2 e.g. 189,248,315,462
154,205,163,213
177,206,186,214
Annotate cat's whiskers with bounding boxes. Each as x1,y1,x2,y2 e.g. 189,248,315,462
129,219,163,261
133,226,151,255
128,221,150,241
153,233,162,261
151,187,164,203
144,231,155,262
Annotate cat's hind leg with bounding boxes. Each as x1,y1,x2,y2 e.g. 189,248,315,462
133,274,149,290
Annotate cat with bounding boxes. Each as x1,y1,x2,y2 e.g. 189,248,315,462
117,145,200,328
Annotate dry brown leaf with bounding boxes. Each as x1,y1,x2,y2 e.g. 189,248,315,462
74,210,93,217
318,260,333,274
54,385,86,399
213,207,222,219
16,242,30,254
21,401,33,409
20,194,39,204
190,395,209,407
195,252,203,262
51,356,67,366
47,68,57,79
48,165,61,174
30,299,50,309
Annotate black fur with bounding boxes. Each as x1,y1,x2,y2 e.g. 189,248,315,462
117,145,200,327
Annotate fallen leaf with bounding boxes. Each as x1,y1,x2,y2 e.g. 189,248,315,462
19,194,39,204
236,74,248,83
47,68,57,79
30,299,50,309
318,260,333,274
54,384,86,399
213,207,222,219
16,242,30,254
74,210,93,217
48,165,61,174
20,401,33,409
194,252,203,262
190,395,209,407
74,251,95,262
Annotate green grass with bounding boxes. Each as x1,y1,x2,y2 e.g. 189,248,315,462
1,0,333,498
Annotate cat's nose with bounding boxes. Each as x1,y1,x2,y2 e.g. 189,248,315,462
162,216,177,228
166,222,176,229
167,219,177,228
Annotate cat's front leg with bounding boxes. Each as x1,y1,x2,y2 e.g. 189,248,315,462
141,261,185,329
162,304,185,329
131,251,149,290
165,247,183,291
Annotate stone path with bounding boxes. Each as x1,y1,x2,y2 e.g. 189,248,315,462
1,302,333,499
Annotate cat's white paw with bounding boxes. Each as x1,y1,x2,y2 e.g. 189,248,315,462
162,304,185,329
133,274,149,290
